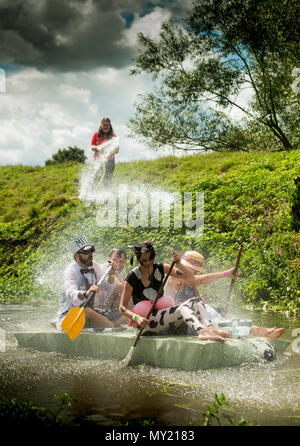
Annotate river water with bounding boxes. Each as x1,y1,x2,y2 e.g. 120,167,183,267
0,304,299,426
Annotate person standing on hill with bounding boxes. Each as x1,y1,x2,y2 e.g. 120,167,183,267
91,117,119,186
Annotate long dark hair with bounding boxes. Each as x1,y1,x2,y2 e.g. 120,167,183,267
128,240,156,265
98,117,114,138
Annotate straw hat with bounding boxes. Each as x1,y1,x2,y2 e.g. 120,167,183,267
181,251,205,273
69,234,92,255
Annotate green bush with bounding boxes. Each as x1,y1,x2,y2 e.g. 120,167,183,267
45,146,87,165
0,150,299,313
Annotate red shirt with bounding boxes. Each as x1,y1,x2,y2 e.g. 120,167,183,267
91,132,117,161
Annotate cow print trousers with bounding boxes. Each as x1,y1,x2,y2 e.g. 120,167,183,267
142,297,213,336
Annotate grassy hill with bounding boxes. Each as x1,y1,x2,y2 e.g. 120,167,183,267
0,150,299,313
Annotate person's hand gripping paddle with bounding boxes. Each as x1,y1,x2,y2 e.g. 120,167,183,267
61,263,112,340
121,260,176,367
221,245,243,317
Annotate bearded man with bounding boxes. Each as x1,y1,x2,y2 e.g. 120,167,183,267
56,235,119,331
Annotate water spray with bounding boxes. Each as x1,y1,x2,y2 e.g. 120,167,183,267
79,137,120,202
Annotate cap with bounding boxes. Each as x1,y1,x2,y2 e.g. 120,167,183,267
69,234,91,255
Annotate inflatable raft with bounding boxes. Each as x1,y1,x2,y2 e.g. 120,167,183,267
14,330,290,371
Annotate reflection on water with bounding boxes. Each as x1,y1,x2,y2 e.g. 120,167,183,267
0,305,299,426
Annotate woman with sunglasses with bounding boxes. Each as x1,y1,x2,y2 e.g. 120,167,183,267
56,235,123,331
119,240,231,341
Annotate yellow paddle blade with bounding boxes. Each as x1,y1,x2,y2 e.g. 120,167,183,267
61,307,85,341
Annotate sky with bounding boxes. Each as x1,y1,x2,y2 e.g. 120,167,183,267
0,0,195,166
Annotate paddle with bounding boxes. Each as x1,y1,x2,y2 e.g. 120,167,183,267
221,245,243,317
61,263,112,341
121,260,176,367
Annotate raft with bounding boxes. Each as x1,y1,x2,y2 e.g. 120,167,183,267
14,329,290,371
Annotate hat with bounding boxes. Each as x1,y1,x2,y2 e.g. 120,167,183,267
69,234,92,255
181,251,205,272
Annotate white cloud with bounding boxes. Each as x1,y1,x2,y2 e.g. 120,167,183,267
115,123,166,162
119,7,172,47
226,83,254,122
59,84,91,104
0,65,159,166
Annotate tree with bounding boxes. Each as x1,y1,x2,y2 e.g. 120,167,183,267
128,0,299,153
45,146,87,165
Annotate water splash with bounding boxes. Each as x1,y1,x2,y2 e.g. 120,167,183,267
1,304,299,426
79,137,119,202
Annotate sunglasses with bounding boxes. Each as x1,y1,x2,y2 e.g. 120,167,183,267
78,246,95,255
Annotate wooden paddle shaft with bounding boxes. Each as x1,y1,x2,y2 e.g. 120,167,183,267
82,263,112,308
222,245,243,315
133,261,176,348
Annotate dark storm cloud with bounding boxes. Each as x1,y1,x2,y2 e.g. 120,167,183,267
0,0,192,72
0,0,135,71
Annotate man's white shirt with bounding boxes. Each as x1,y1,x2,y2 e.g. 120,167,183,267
56,260,116,330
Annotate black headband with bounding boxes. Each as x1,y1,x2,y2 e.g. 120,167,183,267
128,239,156,265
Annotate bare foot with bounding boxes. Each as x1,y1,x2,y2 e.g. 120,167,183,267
252,326,276,337
48,321,57,329
266,328,285,339
197,327,226,342
209,325,230,338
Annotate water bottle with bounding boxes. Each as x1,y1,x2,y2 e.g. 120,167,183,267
237,320,252,337
216,320,232,335
231,319,239,338
218,318,252,338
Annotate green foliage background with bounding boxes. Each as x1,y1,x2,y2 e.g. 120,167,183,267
0,150,299,313
128,0,299,153
45,146,87,165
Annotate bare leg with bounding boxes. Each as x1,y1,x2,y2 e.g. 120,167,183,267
85,308,114,328
251,325,276,336
113,315,129,326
